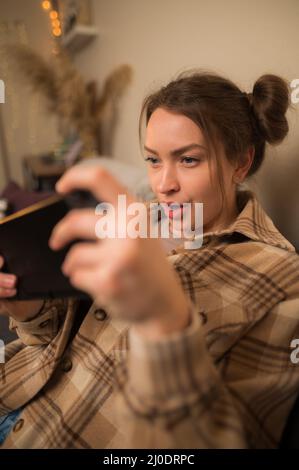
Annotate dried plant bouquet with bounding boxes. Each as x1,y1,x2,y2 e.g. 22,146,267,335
5,44,133,157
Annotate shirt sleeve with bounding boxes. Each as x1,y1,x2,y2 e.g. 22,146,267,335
115,307,247,449
8,298,70,346
115,296,299,449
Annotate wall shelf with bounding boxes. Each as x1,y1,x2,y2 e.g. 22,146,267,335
61,25,98,54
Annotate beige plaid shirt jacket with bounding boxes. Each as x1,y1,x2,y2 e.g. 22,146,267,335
1,190,299,449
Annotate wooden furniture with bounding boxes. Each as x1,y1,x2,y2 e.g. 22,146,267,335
23,155,66,191
62,25,98,54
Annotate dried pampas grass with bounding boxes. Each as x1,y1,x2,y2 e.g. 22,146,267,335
4,44,133,156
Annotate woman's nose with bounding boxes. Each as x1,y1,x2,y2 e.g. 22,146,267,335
157,168,180,194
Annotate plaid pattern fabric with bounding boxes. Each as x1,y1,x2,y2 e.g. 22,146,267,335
1,190,299,448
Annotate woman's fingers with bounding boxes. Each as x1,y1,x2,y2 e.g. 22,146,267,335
62,242,103,275
0,271,17,289
0,287,17,298
49,209,98,250
0,275,16,289
56,162,132,206
62,242,124,296
69,265,113,298
52,162,138,252
0,256,17,298
68,261,155,323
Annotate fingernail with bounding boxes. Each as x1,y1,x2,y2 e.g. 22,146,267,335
7,288,17,297
4,278,15,287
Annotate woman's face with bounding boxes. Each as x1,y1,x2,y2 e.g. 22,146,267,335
144,107,238,234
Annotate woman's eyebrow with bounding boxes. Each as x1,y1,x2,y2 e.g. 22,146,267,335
144,144,207,156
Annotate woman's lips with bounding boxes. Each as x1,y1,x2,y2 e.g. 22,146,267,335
160,201,192,220
168,206,184,219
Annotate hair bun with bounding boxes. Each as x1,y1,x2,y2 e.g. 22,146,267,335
251,74,289,144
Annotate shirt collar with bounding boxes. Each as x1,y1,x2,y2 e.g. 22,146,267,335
202,190,295,252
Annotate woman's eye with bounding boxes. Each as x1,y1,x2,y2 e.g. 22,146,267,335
181,156,200,166
145,156,160,166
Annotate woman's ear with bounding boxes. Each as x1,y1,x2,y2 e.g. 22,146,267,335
233,146,255,183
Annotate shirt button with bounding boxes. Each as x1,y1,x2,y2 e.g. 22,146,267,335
13,419,24,433
61,357,73,372
199,310,208,325
94,308,107,321
39,319,51,328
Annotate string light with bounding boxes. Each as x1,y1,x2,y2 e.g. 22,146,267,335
41,1,51,10
41,1,62,40
52,19,60,28
52,28,62,37
50,10,58,20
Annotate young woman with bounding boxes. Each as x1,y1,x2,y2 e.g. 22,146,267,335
1,72,299,449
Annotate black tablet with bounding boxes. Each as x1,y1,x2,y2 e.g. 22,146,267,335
0,191,98,300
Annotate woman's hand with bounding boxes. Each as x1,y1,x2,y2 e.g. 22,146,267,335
49,163,191,340
0,255,43,321
0,256,17,298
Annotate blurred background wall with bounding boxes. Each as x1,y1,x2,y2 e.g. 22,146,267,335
0,0,60,185
0,0,298,248
0,114,7,188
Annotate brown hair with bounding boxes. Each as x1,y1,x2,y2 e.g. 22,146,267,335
139,71,290,207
